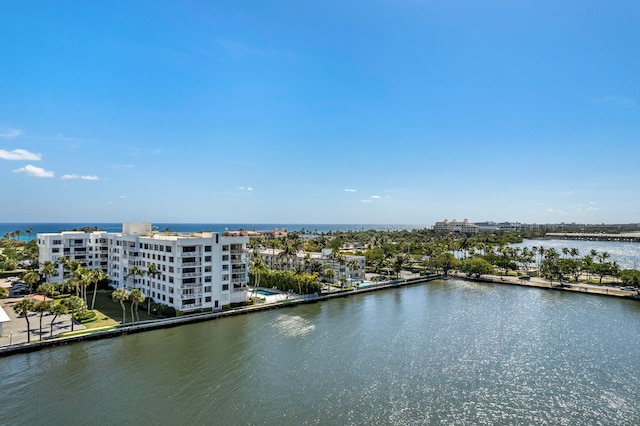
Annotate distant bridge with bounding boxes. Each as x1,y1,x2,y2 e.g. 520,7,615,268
545,233,640,243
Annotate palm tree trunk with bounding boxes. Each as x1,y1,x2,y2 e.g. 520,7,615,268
91,283,98,310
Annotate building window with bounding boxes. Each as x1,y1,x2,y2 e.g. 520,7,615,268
204,286,211,293
169,297,173,304
205,296,212,303
205,246,212,252
205,256,212,262
166,246,171,253
204,276,211,282
222,284,229,291
222,245,229,251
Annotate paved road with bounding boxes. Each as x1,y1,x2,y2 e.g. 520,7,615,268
0,278,84,347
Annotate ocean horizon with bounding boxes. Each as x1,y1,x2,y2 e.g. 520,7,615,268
0,222,430,238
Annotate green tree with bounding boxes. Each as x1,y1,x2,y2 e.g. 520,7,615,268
428,252,458,276
37,283,56,305
89,269,108,310
146,263,160,314
249,253,268,298
23,270,41,292
60,296,86,332
129,288,145,323
14,299,35,343
126,266,144,289
34,301,50,341
112,288,130,324
458,257,495,278
49,303,68,338
40,260,57,284
0,287,8,299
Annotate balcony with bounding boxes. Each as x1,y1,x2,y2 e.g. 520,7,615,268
181,293,202,299
231,277,247,283
182,302,203,310
181,282,201,289
231,249,248,254
181,261,201,267
182,272,200,278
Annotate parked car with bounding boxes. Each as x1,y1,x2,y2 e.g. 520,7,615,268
621,286,637,292
518,276,531,281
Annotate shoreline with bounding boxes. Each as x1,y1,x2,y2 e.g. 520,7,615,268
0,275,441,357
450,272,640,298
2,273,637,357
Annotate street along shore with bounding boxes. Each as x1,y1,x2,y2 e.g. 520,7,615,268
450,272,639,298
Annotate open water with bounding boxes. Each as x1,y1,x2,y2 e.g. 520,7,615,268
1,279,639,425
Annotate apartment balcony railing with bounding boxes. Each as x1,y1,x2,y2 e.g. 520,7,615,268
182,272,200,278
231,249,248,254
182,302,203,309
181,293,202,299
181,261,201,267
231,277,247,283
181,282,201,289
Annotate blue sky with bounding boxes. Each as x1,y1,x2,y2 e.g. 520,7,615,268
1,1,639,225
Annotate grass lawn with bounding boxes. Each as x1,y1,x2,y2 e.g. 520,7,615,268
80,290,157,329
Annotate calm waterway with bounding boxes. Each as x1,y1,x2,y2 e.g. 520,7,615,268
2,279,640,425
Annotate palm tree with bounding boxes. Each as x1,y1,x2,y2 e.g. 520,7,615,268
25,228,34,241
323,268,336,289
269,238,280,268
14,299,35,343
393,254,409,278
126,266,144,290
328,250,347,281
59,296,84,332
36,283,56,306
22,270,41,292
112,288,129,324
129,288,145,323
346,259,361,283
89,269,108,310
277,242,298,270
49,303,68,338
146,263,160,314
249,253,268,299
40,260,57,285
76,267,92,304
34,301,50,341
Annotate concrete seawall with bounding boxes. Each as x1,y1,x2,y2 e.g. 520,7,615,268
0,275,442,357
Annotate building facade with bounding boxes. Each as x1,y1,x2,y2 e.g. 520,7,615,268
37,223,250,313
257,248,366,283
433,219,479,235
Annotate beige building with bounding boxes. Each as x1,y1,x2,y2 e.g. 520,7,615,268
433,219,479,234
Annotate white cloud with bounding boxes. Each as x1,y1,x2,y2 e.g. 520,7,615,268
361,199,372,203
0,128,24,139
344,188,356,192
61,174,100,180
0,148,41,161
371,195,381,199
239,186,254,191
13,164,54,178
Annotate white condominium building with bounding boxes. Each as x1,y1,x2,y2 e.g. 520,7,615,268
37,223,250,313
